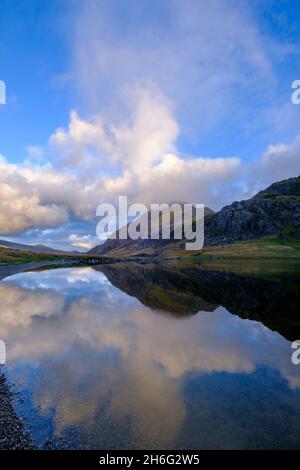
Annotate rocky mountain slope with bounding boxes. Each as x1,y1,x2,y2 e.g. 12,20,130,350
204,176,300,245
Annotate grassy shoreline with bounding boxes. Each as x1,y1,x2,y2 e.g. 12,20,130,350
194,236,300,260
1,235,300,267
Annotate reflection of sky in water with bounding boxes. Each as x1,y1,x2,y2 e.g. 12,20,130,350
0,267,300,449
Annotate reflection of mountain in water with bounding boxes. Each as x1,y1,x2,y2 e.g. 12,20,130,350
95,263,300,341
96,264,218,315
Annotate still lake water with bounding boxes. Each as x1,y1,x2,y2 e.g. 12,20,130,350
0,263,300,449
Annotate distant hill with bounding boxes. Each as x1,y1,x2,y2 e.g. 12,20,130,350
89,176,300,257
0,240,78,255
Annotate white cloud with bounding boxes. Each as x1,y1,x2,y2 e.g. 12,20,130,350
0,155,103,233
0,156,68,233
256,136,300,184
68,233,95,250
49,85,178,173
240,134,300,198
49,85,241,209
49,110,112,171
109,86,179,171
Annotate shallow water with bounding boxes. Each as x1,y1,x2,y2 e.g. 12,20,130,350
0,264,300,449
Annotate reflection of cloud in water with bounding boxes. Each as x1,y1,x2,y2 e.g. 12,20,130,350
0,283,64,328
34,355,185,448
66,268,110,285
3,267,110,292
0,267,299,448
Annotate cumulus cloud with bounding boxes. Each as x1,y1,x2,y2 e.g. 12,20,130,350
49,110,112,171
109,87,179,171
1,83,299,237
0,156,68,233
49,85,241,208
50,86,179,173
0,153,108,234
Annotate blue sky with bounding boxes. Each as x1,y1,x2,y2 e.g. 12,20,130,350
0,0,300,250
0,0,72,161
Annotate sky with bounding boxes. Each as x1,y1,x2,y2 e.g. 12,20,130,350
0,0,300,251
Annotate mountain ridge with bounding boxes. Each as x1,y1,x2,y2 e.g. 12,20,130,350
89,176,300,257
0,240,79,255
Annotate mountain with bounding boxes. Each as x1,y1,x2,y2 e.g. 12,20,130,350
0,240,77,255
204,176,300,245
89,176,300,257
89,205,214,256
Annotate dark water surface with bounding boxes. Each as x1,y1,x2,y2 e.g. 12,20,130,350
0,262,300,449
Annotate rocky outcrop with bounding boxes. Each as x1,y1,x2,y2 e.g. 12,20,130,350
203,176,300,245
204,194,300,245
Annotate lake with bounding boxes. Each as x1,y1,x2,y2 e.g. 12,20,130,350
0,262,300,449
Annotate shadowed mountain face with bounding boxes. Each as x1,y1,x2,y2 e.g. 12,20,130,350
94,262,300,341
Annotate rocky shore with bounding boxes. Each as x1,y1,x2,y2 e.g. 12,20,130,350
0,372,35,449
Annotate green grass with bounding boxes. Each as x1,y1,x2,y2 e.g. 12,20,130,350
0,246,108,266
0,247,63,265
257,235,300,250
1,233,300,267
190,235,300,260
